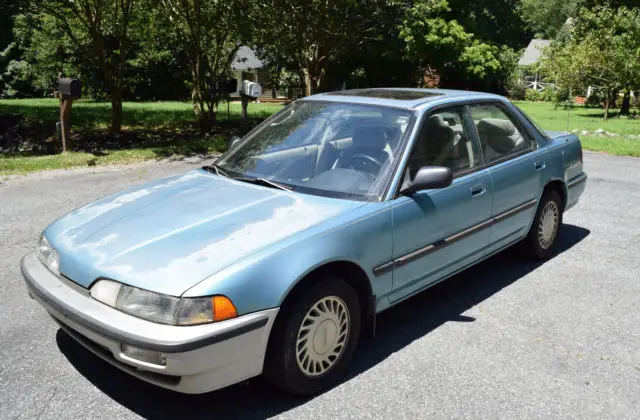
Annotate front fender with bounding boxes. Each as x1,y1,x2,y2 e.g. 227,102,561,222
183,203,394,315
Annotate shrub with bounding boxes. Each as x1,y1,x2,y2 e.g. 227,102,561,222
554,86,571,103
540,88,556,102
525,88,542,101
507,82,527,100
585,91,605,108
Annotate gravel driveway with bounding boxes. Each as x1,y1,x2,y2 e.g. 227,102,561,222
1,152,638,419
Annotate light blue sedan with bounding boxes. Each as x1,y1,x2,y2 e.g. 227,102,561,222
21,88,587,395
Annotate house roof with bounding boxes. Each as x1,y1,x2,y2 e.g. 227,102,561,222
231,46,265,71
518,39,551,66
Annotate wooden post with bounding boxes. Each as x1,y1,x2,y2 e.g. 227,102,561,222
240,93,249,123
59,96,73,152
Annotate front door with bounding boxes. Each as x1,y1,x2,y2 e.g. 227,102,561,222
389,106,493,302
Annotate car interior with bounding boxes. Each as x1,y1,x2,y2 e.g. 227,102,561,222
239,111,409,195
475,118,527,162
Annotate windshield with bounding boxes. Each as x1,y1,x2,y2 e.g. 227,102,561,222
216,101,415,201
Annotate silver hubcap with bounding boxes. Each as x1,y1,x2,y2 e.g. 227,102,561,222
538,201,559,250
296,296,350,377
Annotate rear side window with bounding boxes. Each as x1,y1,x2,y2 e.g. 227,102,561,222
469,104,536,164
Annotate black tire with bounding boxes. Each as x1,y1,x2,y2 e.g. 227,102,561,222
264,276,361,395
522,189,563,260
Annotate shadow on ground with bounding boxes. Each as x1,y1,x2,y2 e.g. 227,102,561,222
57,224,590,420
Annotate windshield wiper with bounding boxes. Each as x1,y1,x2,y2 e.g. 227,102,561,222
202,163,231,178
234,177,293,191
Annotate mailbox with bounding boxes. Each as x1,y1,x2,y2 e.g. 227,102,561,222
58,78,82,98
241,80,262,98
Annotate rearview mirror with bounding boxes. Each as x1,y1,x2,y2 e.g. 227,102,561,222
401,166,453,195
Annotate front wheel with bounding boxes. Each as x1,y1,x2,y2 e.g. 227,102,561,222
264,277,361,395
523,190,563,260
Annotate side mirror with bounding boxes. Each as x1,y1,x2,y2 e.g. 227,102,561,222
228,136,242,149
401,166,453,195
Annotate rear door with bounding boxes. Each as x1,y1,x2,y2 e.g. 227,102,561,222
467,103,543,250
389,106,493,302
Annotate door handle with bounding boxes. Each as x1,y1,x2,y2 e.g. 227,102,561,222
470,184,486,197
535,161,546,171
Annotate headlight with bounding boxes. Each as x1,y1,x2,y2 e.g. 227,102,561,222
37,234,60,276
90,280,237,325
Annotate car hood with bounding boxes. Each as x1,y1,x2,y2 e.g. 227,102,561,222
46,169,365,296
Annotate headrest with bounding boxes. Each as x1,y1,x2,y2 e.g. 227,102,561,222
352,126,387,149
477,118,517,154
424,114,451,135
477,118,516,136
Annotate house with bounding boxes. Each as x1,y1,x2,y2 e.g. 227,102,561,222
517,39,552,91
230,46,287,101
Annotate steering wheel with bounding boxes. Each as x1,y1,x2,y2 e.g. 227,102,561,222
348,153,383,174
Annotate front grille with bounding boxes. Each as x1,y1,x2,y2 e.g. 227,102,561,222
54,319,181,386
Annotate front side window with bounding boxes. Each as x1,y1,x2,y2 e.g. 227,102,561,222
216,101,415,201
469,104,536,163
405,107,481,179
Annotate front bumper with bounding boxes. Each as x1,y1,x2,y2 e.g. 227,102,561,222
21,252,279,394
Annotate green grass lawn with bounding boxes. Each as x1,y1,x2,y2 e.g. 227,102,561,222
0,99,283,175
514,101,640,157
514,101,640,135
0,98,281,129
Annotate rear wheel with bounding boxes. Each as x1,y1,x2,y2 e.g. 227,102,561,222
523,190,563,260
264,277,361,395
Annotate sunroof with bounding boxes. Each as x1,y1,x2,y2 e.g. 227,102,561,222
330,89,443,100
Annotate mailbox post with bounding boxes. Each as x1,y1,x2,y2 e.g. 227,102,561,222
240,80,262,123
53,75,81,152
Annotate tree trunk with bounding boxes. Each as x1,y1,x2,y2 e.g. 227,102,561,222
241,94,249,123
303,67,312,97
620,90,631,116
609,90,617,109
604,90,610,122
110,90,123,134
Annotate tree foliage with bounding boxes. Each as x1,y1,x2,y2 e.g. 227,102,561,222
399,0,520,91
539,4,640,120
157,0,253,131
16,0,151,133
253,0,358,96
518,0,581,39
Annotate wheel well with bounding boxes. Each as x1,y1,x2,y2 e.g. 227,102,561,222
279,261,374,332
544,180,567,211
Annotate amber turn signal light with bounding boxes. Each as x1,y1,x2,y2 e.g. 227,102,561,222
212,296,237,321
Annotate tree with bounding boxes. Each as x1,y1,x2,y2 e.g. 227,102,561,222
518,0,582,39
25,0,147,133
1,0,28,97
254,0,359,96
539,5,640,120
399,0,518,92
321,0,417,90
450,0,530,49
158,0,252,131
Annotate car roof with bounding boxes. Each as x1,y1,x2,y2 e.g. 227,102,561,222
303,88,504,110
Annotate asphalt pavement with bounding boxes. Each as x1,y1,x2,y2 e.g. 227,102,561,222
0,152,638,419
